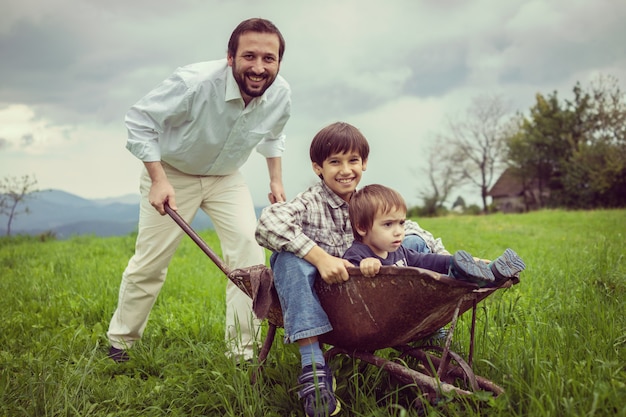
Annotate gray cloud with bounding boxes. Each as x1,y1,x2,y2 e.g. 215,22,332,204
0,0,625,205
403,42,469,97
20,133,34,147
0,20,84,101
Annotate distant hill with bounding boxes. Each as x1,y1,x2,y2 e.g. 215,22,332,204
0,189,263,239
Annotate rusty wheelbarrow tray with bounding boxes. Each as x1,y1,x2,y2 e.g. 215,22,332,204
165,204,518,403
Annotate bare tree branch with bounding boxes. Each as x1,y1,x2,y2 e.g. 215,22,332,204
416,140,463,215
0,174,39,236
442,94,514,212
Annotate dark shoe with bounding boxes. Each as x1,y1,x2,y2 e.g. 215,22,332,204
425,328,448,345
490,248,526,282
108,346,130,363
451,250,495,286
298,363,341,417
235,358,255,370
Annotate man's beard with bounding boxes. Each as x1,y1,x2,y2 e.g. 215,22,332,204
232,63,277,98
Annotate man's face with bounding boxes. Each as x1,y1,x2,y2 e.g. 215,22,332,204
312,151,367,202
228,31,281,104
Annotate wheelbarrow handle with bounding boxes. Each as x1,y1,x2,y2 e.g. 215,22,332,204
164,202,232,276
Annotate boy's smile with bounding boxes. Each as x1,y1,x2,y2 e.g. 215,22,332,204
313,151,367,202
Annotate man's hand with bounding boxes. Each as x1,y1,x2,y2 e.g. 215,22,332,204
359,257,382,277
266,157,285,203
148,180,176,215
268,181,286,203
143,161,176,215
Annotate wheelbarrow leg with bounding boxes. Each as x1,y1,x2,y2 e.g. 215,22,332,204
259,323,277,364
468,298,478,367
437,297,463,379
342,348,473,399
251,322,277,384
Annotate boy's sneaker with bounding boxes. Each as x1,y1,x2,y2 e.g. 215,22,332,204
490,248,526,282
451,250,495,287
298,363,341,417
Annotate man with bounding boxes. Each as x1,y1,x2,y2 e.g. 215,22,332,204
107,18,291,363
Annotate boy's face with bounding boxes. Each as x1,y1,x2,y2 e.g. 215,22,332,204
313,150,367,202
358,207,406,258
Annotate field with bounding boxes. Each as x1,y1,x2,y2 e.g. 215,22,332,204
1,209,625,416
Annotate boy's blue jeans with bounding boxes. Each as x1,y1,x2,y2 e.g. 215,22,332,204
270,234,429,343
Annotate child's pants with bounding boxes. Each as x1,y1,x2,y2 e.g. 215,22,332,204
271,235,429,344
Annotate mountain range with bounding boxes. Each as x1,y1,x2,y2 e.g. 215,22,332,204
0,189,252,239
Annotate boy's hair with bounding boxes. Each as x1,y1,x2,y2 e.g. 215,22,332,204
349,184,407,241
228,18,286,61
309,122,370,168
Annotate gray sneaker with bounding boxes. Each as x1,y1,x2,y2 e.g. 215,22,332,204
490,248,526,282
451,250,495,286
298,363,341,417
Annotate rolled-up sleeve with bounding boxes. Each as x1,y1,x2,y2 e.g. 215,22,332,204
256,132,286,159
255,200,316,258
125,73,191,162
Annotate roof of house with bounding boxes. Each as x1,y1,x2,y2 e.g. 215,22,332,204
488,168,525,197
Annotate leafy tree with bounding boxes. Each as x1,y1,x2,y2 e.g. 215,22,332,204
508,75,626,209
506,92,570,208
563,75,626,207
0,175,38,236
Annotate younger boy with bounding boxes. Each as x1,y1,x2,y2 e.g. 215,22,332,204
256,122,448,417
343,184,526,284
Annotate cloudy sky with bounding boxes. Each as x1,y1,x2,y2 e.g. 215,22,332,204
1,0,625,208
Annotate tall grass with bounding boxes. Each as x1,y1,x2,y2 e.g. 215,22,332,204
0,209,624,416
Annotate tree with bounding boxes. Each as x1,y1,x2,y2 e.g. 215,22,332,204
0,175,38,236
415,141,463,217
506,92,570,208
563,75,626,208
507,75,626,209
441,94,514,213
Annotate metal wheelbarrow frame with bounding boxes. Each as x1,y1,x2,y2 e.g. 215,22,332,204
165,204,518,404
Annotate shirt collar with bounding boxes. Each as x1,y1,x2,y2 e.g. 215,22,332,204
225,67,268,105
320,181,349,209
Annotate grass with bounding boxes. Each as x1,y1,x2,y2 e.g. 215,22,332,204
0,209,625,416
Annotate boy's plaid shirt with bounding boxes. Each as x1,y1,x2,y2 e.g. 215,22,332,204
255,181,449,258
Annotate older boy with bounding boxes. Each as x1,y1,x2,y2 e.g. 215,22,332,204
344,184,526,283
255,122,448,417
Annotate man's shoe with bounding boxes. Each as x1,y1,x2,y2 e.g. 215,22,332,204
451,250,495,286
298,363,341,417
490,248,526,281
108,346,130,363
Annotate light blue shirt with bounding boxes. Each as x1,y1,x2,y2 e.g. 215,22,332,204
125,59,291,175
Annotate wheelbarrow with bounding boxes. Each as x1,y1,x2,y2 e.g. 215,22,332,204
165,204,518,404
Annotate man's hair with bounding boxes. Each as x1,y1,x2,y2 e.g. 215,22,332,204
349,184,407,241
228,18,286,61
309,122,370,168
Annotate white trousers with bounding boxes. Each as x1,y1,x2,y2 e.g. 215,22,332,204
107,163,263,360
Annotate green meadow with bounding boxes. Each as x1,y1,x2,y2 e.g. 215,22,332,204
1,209,624,416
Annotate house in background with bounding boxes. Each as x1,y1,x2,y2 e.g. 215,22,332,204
487,168,547,213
